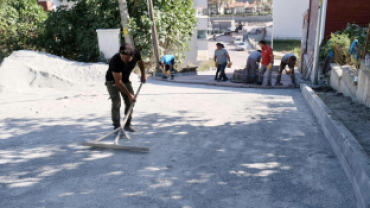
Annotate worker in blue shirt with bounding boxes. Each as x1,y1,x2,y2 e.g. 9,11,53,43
160,54,175,80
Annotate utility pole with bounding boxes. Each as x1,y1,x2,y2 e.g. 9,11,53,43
117,0,134,45
312,3,322,85
270,0,274,49
147,0,161,72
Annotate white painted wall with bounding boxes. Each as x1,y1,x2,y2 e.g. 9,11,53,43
184,0,209,66
184,32,198,65
197,39,208,51
197,17,208,30
272,0,309,40
194,0,207,8
197,40,208,61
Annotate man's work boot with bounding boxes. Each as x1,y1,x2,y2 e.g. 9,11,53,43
124,119,136,132
114,125,122,134
274,75,283,86
124,124,136,132
291,74,298,87
171,75,174,80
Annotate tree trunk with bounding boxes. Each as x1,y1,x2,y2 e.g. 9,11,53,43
147,0,161,72
117,0,133,45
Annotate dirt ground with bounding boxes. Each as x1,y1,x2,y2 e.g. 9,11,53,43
315,87,370,158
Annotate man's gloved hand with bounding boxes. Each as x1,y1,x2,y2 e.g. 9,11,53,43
268,63,273,70
166,70,171,76
285,68,290,75
215,62,218,67
162,69,166,74
228,62,232,67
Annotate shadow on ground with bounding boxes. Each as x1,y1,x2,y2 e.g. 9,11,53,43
0,82,355,208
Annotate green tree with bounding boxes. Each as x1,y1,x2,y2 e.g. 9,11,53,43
41,0,123,62
41,0,197,64
127,0,197,64
0,0,47,61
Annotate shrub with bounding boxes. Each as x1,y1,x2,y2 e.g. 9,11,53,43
40,0,123,62
0,0,47,61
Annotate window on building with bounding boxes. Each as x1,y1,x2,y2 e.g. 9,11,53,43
197,30,207,39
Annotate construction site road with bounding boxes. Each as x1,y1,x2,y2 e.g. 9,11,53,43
0,77,356,208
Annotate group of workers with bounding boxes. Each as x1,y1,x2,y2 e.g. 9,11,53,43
214,40,298,86
104,41,298,132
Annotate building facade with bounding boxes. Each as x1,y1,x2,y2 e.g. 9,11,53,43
184,0,209,66
272,0,309,40
37,0,53,11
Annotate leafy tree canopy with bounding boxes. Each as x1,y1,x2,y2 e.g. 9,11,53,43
0,0,47,60
127,0,197,63
42,0,197,64
41,0,122,62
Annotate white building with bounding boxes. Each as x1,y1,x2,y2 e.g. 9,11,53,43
51,0,76,10
272,0,309,40
184,0,209,66
36,0,76,11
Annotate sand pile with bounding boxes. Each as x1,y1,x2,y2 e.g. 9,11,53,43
0,50,108,91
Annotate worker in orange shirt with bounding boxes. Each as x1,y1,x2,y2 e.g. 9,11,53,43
256,41,274,86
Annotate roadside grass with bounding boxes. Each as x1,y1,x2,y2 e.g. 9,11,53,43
197,60,215,71
266,40,301,58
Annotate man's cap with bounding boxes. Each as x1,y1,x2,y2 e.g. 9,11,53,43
216,43,223,46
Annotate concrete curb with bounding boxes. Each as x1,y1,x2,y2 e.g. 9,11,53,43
301,83,370,208
152,77,300,89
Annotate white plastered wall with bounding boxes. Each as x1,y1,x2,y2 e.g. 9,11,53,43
272,0,309,40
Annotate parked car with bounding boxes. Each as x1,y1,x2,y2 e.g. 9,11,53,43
224,27,234,35
236,42,247,51
234,37,243,45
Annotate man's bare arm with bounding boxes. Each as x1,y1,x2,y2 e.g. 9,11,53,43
138,60,147,83
112,72,135,102
138,60,145,74
270,54,274,64
214,55,217,62
226,54,231,62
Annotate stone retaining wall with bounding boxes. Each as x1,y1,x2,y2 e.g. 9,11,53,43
330,62,370,108
301,84,370,208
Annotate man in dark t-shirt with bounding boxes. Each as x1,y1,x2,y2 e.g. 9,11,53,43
105,43,146,132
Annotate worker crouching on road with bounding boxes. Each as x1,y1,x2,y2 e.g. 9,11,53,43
275,53,298,87
105,43,146,132
244,50,261,83
160,54,175,80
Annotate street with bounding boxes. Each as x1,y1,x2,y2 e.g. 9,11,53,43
0,77,356,207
